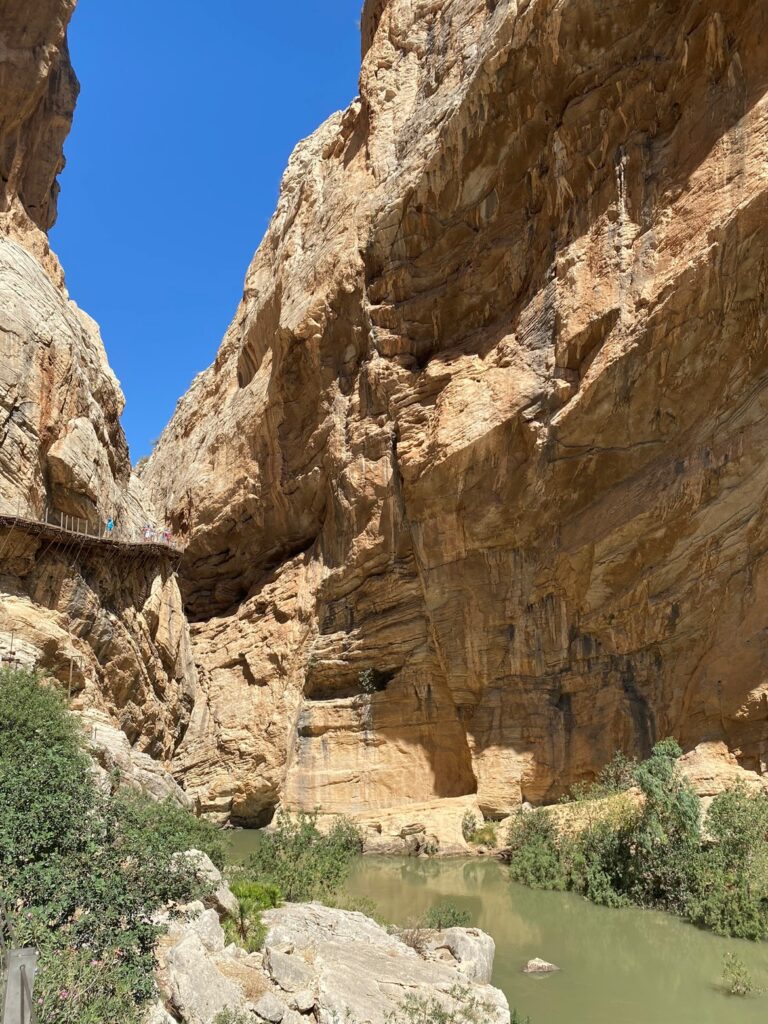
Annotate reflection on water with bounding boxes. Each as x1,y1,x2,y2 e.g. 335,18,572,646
227,834,768,1023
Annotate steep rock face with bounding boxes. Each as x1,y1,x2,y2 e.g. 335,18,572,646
146,0,768,820
0,0,199,767
0,0,77,278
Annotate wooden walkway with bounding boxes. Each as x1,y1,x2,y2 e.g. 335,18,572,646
0,511,184,564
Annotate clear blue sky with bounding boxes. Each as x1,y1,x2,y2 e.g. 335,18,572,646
51,1,362,461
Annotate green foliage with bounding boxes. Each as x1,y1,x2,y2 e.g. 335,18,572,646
506,739,768,939
721,953,755,997
686,785,768,939
510,1013,532,1024
0,669,220,1024
507,811,568,890
222,877,281,952
626,739,700,913
387,984,496,1024
461,810,478,841
359,668,378,693
461,811,497,846
246,811,362,902
470,822,497,847
425,900,471,929
568,751,639,802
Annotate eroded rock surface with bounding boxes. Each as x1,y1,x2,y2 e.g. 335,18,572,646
145,0,768,820
154,901,508,1024
0,0,200,768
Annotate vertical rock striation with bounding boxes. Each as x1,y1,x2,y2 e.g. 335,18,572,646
145,0,768,822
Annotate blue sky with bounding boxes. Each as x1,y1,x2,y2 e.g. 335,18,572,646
51,1,363,461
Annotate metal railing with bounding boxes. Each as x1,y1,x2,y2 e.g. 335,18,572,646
40,506,183,552
0,501,184,554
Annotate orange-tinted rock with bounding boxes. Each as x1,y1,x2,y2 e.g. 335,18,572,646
145,0,768,822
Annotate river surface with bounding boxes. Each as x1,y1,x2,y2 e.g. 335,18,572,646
228,834,768,1023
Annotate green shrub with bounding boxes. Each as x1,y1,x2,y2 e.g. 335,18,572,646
0,669,220,1024
222,878,281,952
568,751,639,802
626,739,701,913
246,811,362,902
461,810,478,841
686,785,768,939
470,822,497,847
721,953,755,997
506,739,768,940
425,900,471,929
507,811,568,890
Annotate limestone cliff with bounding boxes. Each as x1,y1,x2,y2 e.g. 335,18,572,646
145,0,768,824
0,0,198,765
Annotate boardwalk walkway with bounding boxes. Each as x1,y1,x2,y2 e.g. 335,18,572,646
0,508,184,564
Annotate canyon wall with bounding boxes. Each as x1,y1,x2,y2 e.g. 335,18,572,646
145,0,768,823
0,0,198,764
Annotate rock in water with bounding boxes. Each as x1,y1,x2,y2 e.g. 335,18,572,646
523,958,561,974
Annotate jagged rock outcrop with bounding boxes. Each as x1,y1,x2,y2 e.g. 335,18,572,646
0,0,199,767
155,901,508,1024
145,0,768,821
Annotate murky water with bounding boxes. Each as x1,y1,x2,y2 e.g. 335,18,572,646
228,833,768,1023
346,857,768,1024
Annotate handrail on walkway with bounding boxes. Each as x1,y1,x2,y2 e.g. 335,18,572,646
0,503,185,561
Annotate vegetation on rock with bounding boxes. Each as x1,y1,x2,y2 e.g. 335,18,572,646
222,879,281,952
507,739,768,939
461,811,497,848
0,669,223,1024
386,984,497,1024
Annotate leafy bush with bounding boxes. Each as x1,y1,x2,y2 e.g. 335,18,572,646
425,900,470,929
506,739,768,939
246,811,362,902
0,669,221,1024
461,810,478,841
507,811,568,890
470,822,497,847
721,953,756,997
686,785,768,939
567,751,638,802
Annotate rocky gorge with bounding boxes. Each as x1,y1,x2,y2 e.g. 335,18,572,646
145,0,768,828
3,0,768,842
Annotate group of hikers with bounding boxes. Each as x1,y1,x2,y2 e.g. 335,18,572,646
102,516,177,547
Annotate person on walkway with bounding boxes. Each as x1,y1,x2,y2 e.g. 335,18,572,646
105,517,115,536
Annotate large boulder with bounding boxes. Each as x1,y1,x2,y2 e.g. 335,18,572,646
425,928,496,984
261,903,509,1024
173,850,239,919
678,741,768,811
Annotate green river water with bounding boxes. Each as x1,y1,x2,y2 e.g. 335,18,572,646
228,834,768,1023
